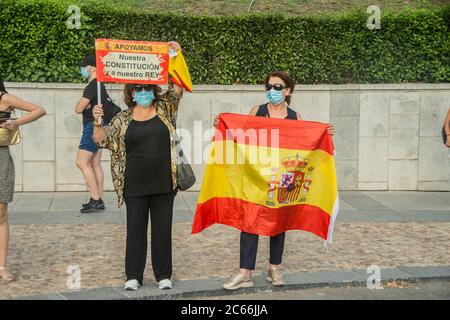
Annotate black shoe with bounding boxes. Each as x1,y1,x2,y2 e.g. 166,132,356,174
80,199,105,213
97,199,105,210
82,198,95,208
82,198,105,208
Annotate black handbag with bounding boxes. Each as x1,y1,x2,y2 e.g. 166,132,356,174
103,95,122,124
174,132,196,191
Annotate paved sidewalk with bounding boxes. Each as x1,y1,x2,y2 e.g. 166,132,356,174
1,191,450,299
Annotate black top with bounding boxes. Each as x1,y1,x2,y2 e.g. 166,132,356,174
0,92,11,120
0,111,10,119
124,116,172,197
82,79,108,125
255,103,298,120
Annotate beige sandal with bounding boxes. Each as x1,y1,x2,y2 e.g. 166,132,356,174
0,266,15,283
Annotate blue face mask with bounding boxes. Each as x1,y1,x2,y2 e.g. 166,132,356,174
134,90,155,108
80,67,90,79
266,89,284,105
169,48,178,58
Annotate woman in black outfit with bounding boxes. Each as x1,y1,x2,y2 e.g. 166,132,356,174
92,42,184,291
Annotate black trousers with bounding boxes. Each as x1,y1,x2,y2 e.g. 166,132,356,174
240,231,286,270
124,192,175,284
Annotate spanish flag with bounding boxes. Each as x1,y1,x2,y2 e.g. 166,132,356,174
192,113,339,243
169,50,193,92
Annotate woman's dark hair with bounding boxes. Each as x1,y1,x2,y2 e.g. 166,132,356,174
0,78,6,93
264,71,295,105
124,84,162,108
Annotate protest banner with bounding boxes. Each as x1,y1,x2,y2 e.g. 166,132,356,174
95,38,169,85
93,39,170,125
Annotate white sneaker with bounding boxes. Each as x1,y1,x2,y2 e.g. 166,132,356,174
158,279,173,290
124,279,141,291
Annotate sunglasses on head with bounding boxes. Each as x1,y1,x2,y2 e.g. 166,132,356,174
133,84,153,92
265,83,287,91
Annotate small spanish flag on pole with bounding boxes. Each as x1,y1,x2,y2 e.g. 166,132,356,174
192,113,339,243
169,50,193,92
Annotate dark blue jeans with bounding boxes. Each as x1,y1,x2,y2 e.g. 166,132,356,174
240,231,286,270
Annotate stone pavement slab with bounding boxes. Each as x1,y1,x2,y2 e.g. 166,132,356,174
8,212,47,225
337,210,409,222
363,191,450,212
338,192,393,211
14,293,67,300
337,200,358,211
11,193,54,212
48,193,89,212
397,211,450,222
377,267,419,281
398,266,450,279
294,269,369,285
62,287,127,300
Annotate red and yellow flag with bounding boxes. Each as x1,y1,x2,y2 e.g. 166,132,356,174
169,51,193,92
192,113,339,242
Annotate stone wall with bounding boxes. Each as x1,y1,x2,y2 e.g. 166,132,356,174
4,82,450,192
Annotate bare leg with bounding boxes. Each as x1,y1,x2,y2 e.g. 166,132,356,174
76,150,100,200
0,202,14,282
91,150,104,200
